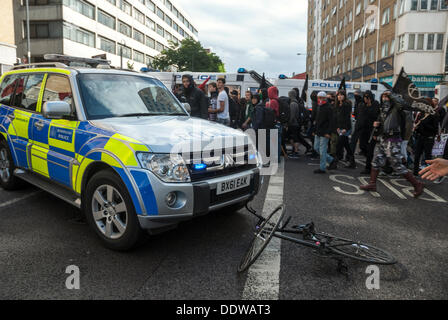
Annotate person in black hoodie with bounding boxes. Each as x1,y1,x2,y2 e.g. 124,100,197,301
350,89,365,154
309,91,321,158
179,74,208,119
413,98,439,176
359,90,381,174
335,90,356,168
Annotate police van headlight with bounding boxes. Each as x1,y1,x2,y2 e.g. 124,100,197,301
137,153,190,183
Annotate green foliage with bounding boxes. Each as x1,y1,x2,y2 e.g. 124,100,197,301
153,38,225,72
127,61,134,70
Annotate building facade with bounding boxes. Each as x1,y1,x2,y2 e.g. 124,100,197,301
306,0,448,97
0,0,17,74
13,0,198,70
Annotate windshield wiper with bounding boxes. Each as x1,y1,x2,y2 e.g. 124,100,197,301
119,113,154,118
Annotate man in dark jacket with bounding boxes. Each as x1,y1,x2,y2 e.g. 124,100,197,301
359,90,381,174
350,89,365,154
360,92,425,198
313,91,337,173
179,74,208,119
335,90,356,168
413,99,439,176
287,90,312,158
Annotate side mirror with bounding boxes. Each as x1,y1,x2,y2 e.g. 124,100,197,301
183,103,191,114
42,101,72,119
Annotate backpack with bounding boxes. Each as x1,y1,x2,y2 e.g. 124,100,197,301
277,96,291,124
297,99,310,125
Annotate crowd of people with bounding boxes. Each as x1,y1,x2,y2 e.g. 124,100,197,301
175,73,448,191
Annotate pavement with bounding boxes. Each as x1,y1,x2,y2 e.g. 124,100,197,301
0,152,447,300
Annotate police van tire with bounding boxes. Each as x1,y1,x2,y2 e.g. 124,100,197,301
0,140,24,190
84,169,148,251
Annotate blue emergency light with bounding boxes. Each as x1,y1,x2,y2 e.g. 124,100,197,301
193,163,207,170
279,74,287,79
238,68,247,73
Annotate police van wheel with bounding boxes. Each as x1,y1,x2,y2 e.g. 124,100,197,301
0,140,23,190
84,169,147,251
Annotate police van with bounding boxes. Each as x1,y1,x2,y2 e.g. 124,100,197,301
142,68,271,97
0,55,262,251
274,78,388,108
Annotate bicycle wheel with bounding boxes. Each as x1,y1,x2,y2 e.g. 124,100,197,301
319,233,397,265
237,204,286,273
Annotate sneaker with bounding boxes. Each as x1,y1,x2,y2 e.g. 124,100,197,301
314,169,326,174
289,152,300,159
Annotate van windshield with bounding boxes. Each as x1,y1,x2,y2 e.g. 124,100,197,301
77,73,187,120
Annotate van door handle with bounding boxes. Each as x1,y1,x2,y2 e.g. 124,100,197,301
34,121,45,131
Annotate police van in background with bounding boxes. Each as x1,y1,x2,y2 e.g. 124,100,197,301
141,68,267,97
274,77,388,109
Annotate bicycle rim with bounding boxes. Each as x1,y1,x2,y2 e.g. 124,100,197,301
238,205,286,273
323,234,397,265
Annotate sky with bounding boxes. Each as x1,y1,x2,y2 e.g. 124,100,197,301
174,0,309,79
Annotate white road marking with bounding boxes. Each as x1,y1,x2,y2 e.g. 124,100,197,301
242,161,284,300
0,191,41,209
355,158,366,166
377,178,407,199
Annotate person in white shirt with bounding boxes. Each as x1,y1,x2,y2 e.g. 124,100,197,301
209,78,230,126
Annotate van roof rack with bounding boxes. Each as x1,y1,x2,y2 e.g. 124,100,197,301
44,54,111,68
12,62,68,70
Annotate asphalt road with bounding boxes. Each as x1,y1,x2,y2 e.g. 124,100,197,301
0,154,447,300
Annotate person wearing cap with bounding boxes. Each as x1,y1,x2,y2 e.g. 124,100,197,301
313,91,337,173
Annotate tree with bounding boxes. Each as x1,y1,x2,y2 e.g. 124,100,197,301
153,38,225,72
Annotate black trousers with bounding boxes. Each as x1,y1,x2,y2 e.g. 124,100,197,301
336,135,354,160
365,139,377,170
413,135,435,173
359,129,371,154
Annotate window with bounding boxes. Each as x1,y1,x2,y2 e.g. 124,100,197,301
133,50,144,63
393,1,398,18
369,18,376,33
436,34,444,50
172,22,178,32
146,17,155,31
63,0,94,19
165,31,172,41
369,48,375,63
117,44,131,59
362,51,367,65
356,2,362,15
134,9,145,25
43,75,73,111
118,21,131,37
398,34,406,51
145,55,153,67
339,20,343,30
430,0,439,10
427,33,435,50
98,9,115,29
0,75,19,106
420,0,428,9
133,29,144,44
164,15,172,27
157,7,164,20
106,0,115,5
99,37,115,54
119,0,131,15
411,0,418,10
146,0,155,12
21,74,45,111
417,34,425,50
408,34,415,49
442,0,448,9
382,8,390,25
156,41,163,52
63,22,94,47
28,22,49,38
146,36,155,48
349,10,352,22
347,59,351,70
381,41,389,57
390,39,395,54
156,24,164,37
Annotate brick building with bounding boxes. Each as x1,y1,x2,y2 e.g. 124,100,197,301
307,0,448,97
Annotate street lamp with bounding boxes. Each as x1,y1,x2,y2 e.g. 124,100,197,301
26,0,31,64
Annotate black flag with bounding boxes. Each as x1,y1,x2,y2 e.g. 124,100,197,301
301,74,309,102
259,73,269,91
392,67,429,106
338,77,346,91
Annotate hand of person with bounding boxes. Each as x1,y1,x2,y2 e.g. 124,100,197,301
419,158,448,181
373,121,380,127
341,129,347,135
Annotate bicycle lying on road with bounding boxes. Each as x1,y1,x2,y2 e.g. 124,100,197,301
238,204,397,274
